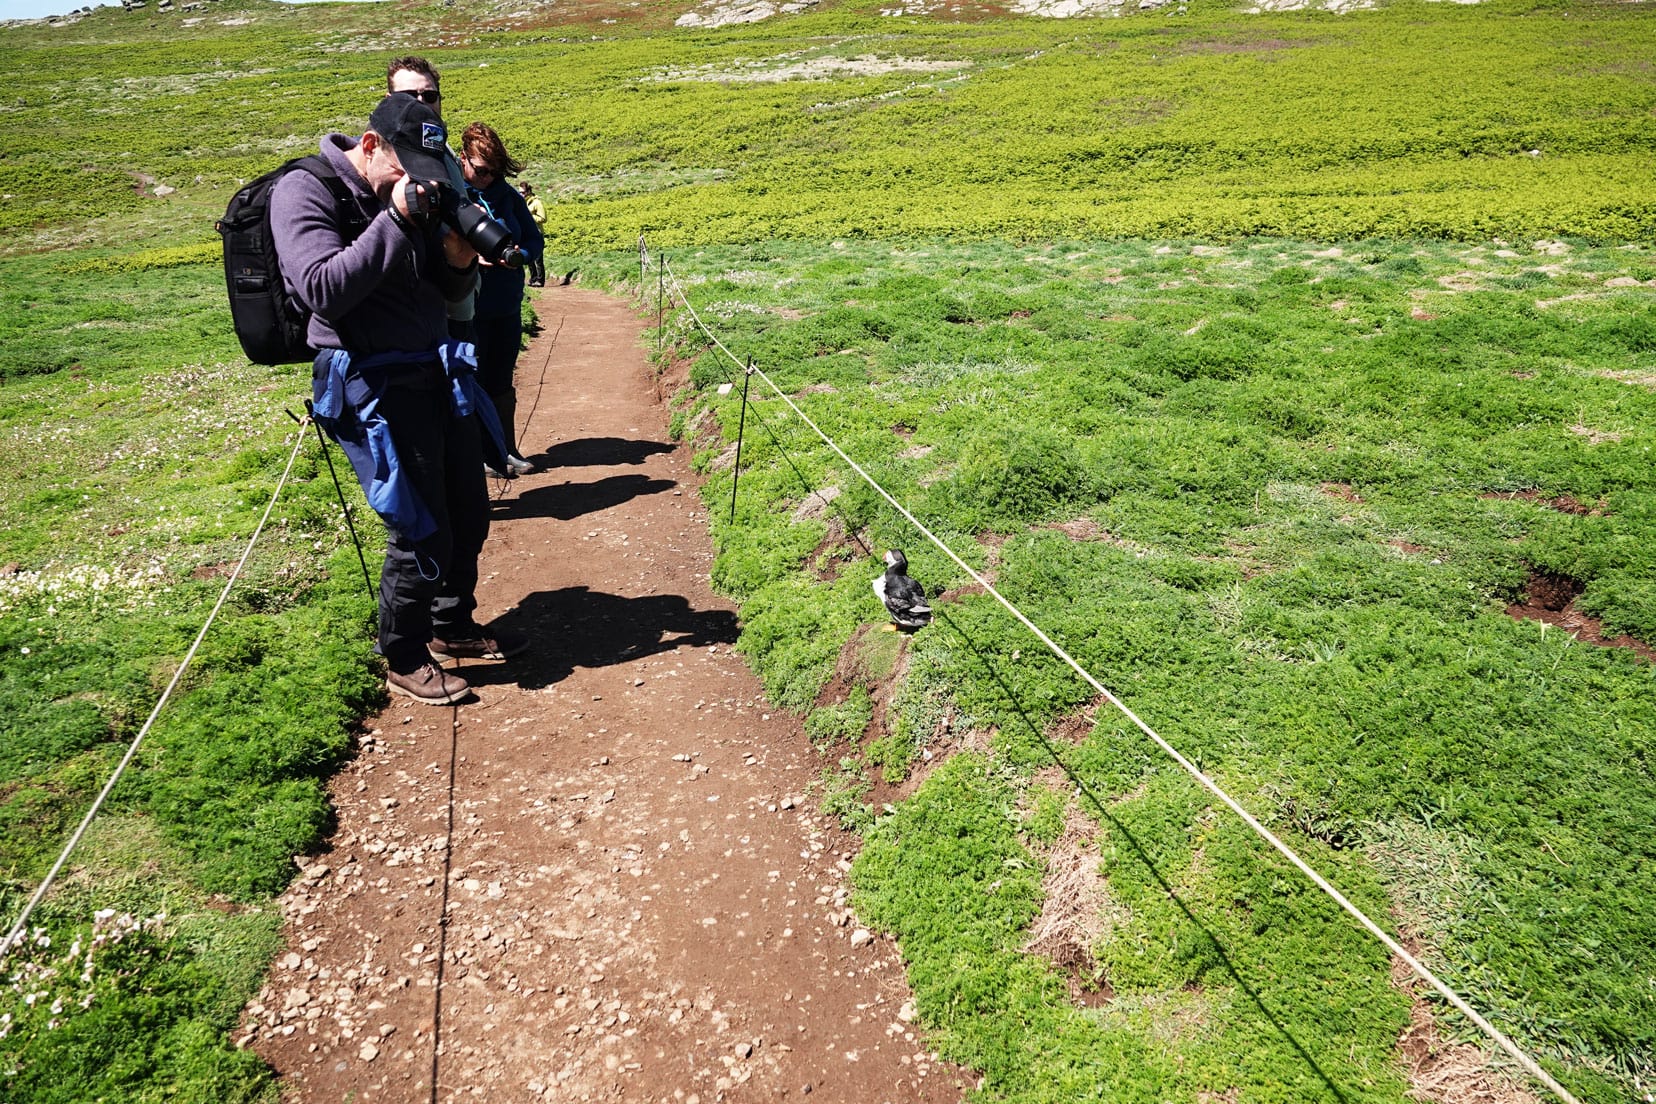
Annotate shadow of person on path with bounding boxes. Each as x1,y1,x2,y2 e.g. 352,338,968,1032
532,436,676,470
464,586,740,689
492,473,678,521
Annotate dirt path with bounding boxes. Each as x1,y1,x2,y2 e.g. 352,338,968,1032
242,288,966,1104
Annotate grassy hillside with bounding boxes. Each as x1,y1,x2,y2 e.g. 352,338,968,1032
3,0,1655,260
593,234,1656,1102
1,0,1652,1100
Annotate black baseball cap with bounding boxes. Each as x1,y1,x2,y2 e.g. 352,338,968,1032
368,94,450,183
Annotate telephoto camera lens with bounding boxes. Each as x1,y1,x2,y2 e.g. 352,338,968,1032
401,181,525,268
444,196,524,268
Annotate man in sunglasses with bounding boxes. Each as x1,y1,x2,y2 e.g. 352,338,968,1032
387,57,443,108
387,57,480,346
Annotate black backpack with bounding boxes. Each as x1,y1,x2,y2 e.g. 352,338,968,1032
216,156,365,365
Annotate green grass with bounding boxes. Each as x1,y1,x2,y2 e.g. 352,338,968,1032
3,0,1655,1099
0,251,231,381
0,818,283,1104
858,753,1415,1103
583,234,1656,1102
3,0,1655,260
0,258,382,1096
806,683,874,747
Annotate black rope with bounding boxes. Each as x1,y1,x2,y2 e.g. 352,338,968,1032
517,310,564,455
300,402,374,603
489,308,567,505
426,697,463,1104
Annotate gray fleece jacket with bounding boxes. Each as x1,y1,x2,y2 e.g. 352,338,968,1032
271,133,477,357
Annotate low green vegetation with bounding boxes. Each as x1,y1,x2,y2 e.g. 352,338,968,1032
806,683,873,747
0,831,285,1104
3,0,1654,1099
0,258,381,1098
4,0,1656,271
587,234,1656,1102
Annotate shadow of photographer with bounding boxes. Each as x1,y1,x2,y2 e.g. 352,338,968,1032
491,472,677,522
462,585,739,690
530,436,676,470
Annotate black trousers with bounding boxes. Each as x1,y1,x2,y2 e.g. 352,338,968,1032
375,370,490,674
474,311,524,458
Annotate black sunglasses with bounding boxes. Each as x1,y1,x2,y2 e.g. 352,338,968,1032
396,88,441,105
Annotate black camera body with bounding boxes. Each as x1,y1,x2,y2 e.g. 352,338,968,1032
404,180,528,269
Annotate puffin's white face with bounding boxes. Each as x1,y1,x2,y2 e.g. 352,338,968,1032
884,550,899,568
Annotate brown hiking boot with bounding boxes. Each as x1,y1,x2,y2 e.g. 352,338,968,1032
429,626,529,661
387,661,470,705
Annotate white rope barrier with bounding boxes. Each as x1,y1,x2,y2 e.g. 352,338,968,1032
654,250,1583,1104
0,423,312,963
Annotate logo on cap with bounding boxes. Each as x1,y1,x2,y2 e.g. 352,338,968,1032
422,121,446,151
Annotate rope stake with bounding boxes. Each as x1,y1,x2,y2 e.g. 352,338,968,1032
730,358,753,525
648,242,1583,1104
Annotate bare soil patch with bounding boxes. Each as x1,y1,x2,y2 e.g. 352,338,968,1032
1044,697,1103,746
242,288,966,1103
1479,489,1602,516
1566,422,1622,445
807,518,871,584
1042,517,1108,542
1320,481,1362,503
1390,952,1542,1104
1505,569,1655,663
1600,368,1656,389
1024,801,1115,1007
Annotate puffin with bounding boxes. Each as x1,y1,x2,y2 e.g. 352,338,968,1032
873,549,932,632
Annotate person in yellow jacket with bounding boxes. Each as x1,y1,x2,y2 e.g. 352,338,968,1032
519,181,547,287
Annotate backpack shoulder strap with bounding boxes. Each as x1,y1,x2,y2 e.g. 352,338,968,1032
290,154,370,236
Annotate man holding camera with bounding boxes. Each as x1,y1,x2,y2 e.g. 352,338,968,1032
385,56,480,344
271,93,527,705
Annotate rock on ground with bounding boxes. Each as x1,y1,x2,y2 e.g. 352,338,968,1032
244,287,965,1104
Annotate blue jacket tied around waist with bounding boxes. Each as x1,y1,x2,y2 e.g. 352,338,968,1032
311,341,507,547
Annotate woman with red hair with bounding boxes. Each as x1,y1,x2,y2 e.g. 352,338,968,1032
461,121,544,476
